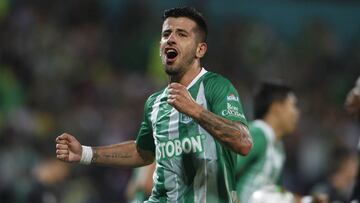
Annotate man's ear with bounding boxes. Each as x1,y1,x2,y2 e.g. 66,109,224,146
196,42,207,58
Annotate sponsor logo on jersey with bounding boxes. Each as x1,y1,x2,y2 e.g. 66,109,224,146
222,103,245,119
156,135,204,160
227,94,239,102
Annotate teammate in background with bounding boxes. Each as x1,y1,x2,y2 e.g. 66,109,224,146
345,76,360,203
126,163,156,203
311,148,358,203
235,82,326,203
55,7,252,203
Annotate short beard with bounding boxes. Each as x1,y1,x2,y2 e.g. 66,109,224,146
164,66,180,76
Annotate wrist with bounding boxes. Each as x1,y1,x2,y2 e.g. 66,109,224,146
80,145,93,165
189,103,204,121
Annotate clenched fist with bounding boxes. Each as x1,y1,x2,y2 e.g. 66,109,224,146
55,133,82,163
167,82,203,118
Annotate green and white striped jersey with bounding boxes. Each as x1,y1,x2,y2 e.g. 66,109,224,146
136,68,247,203
235,120,285,203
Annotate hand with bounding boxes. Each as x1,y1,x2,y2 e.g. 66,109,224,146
55,133,82,163
167,83,203,117
345,86,360,116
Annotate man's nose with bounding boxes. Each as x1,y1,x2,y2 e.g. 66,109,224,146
167,33,176,45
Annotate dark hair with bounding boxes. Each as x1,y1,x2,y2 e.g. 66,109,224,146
254,82,293,119
162,7,207,42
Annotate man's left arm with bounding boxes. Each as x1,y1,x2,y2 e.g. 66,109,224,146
167,83,252,155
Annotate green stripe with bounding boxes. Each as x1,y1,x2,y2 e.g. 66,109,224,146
216,142,228,203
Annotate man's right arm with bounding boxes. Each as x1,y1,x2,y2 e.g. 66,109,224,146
56,133,154,168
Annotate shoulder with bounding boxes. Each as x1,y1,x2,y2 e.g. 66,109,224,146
249,124,265,137
144,88,165,107
203,71,233,86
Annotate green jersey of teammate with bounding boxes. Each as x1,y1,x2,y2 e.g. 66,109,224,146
235,82,299,203
236,120,285,203
137,69,247,203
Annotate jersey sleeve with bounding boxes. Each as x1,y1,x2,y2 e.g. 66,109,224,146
135,97,155,154
236,126,267,172
205,76,248,126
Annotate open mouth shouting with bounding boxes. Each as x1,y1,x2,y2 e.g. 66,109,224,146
165,48,178,64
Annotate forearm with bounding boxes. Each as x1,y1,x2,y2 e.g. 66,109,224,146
91,140,154,168
193,108,252,155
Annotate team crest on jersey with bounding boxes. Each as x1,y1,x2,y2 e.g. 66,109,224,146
180,113,193,124
227,94,239,102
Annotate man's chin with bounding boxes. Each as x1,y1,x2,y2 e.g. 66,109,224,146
164,66,180,76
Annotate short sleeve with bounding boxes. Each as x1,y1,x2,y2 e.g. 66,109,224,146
206,76,248,126
136,97,155,154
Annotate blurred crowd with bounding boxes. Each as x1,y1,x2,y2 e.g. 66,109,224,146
0,0,359,202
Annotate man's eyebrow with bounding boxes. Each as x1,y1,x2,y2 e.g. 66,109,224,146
176,28,189,34
162,28,190,34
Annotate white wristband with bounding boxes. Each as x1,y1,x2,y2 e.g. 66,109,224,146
80,145,93,165
301,196,313,203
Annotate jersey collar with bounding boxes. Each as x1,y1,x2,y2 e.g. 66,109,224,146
186,67,207,90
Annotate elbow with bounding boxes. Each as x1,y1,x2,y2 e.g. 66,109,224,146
232,136,253,156
237,141,252,156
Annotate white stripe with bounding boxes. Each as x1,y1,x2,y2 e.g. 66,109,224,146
150,89,168,129
186,68,207,90
166,108,180,202
195,82,221,203
195,82,207,203
148,89,166,201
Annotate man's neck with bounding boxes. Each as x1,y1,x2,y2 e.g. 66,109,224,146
169,62,202,87
263,115,283,140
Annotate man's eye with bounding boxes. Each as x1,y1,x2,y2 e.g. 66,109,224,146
179,33,187,37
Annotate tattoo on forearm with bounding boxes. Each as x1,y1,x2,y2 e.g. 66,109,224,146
103,152,132,159
197,110,252,148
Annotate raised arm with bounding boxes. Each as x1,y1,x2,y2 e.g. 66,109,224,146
56,133,154,167
167,83,252,155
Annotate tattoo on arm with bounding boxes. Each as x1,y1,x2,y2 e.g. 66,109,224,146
103,152,132,159
195,110,252,152
91,148,132,164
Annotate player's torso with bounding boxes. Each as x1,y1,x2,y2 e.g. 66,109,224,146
238,120,285,202
146,71,237,203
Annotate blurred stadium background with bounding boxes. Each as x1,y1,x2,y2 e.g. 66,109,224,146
0,0,360,202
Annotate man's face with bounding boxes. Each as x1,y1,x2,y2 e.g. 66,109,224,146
277,93,300,135
160,17,201,75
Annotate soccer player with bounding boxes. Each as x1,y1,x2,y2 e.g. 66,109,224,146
345,76,360,203
235,82,326,203
56,7,252,203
